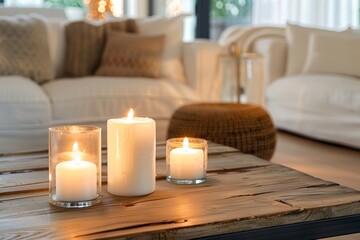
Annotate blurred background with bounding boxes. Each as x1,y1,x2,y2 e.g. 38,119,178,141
2,0,359,41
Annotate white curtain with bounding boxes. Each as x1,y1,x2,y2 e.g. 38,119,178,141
252,0,359,30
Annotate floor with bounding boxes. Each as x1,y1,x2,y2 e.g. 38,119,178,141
271,131,360,240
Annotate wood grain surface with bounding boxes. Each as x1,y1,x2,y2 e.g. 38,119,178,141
1,142,360,239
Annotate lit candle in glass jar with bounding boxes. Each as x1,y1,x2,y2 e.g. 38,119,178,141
170,137,205,180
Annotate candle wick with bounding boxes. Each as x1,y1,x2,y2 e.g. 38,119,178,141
183,137,189,149
127,108,134,120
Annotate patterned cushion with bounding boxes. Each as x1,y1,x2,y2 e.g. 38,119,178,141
0,15,54,83
95,31,165,78
64,19,138,77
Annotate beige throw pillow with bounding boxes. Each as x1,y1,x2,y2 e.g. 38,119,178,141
95,31,165,78
303,33,360,77
285,22,350,76
64,19,138,77
137,15,187,83
0,15,54,83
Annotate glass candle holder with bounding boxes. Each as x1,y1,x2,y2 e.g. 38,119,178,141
49,125,102,208
166,137,208,184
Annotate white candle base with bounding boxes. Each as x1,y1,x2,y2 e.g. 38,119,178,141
56,160,97,201
49,195,102,208
166,176,206,185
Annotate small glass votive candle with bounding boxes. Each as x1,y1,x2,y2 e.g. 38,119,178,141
166,137,208,184
48,125,102,208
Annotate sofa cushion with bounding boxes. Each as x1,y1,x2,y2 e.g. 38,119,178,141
42,76,198,123
0,76,51,127
64,19,138,77
46,19,67,78
137,15,187,84
267,74,360,113
266,74,360,149
0,15,54,83
302,33,360,78
285,22,350,76
95,31,165,78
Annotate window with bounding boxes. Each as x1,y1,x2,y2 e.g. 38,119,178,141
252,0,360,30
201,0,360,40
150,0,196,41
4,0,360,40
5,0,43,6
210,0,252,40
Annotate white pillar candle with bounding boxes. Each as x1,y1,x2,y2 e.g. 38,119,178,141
56,142,97,201
170,138,204,179
107,109,156,196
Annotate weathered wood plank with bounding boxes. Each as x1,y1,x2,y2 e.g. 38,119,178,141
1,172,360,240
0,153,48,172
2,166,360,218
0,142,237,173
0,151,269,196
1,144,360,240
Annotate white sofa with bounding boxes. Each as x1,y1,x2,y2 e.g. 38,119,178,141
219,23,360,149
0,12,222,154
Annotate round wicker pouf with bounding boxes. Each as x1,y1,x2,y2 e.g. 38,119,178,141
167,103,276,160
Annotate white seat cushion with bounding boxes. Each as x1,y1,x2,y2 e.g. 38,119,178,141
267,74,360,113
0,76,51,128
42,76,199,124
266,74,360,148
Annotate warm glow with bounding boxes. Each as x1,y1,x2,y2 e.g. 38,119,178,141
85,0,124,20
98,6,106,13
183,137,189,149
127,108,134,120
111,0,124,17
72,142,79,152
166,0,182,17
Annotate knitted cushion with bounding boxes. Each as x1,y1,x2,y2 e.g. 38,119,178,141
64,19,138,77
0,15,54,83
95,32,165,78
168,103,276,160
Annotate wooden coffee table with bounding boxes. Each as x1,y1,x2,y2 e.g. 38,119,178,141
1,142,360,239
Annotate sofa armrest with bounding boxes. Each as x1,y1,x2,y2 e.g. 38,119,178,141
252,38,287,86
218,26,286,87
183,40,223,101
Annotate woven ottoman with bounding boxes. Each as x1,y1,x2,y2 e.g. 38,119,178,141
167,103,276,160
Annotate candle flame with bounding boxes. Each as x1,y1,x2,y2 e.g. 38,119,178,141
183,137,189,149
72,141,79,152
72,141,80,161
127,108,134,120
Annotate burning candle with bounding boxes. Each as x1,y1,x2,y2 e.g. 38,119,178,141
107,108,156,196
170,137,205,180
55,142,97,201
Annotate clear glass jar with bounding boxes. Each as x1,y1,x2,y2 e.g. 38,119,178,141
48,125,102,208
166,137,208,184
220,53,265,105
